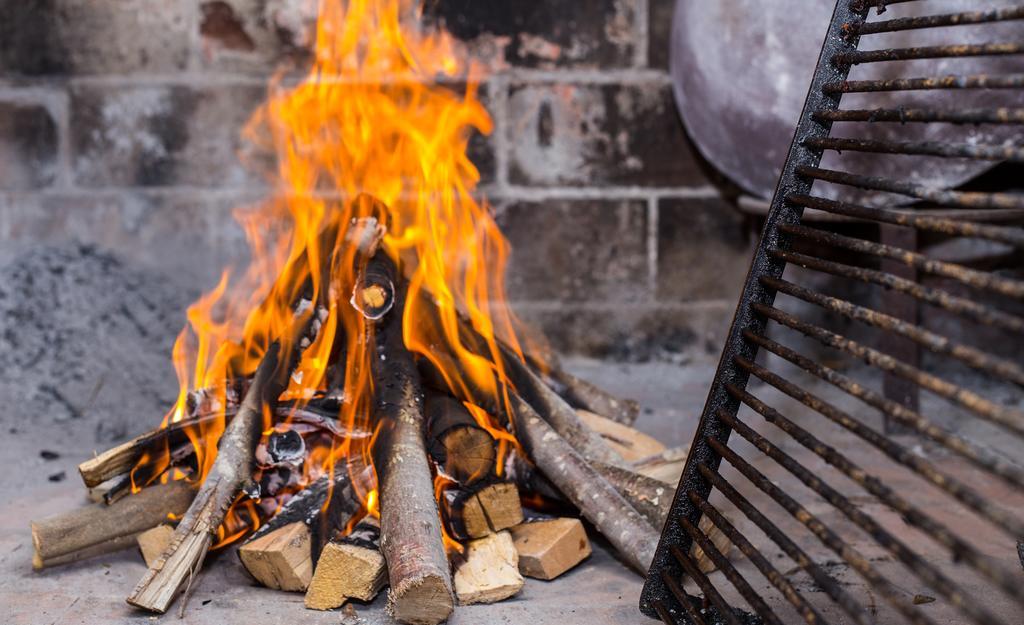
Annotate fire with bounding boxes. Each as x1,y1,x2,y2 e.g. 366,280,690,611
129,0,529,549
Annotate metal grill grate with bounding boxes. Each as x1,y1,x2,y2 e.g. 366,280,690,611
640,2,1024,624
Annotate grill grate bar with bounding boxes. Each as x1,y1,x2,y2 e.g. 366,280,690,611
779,223,1024,298
725,380,1024,604
823,73,1024,93
833,43,1024,66
686,493,827,625
678,515,786,625
708,437,937,625
762,274,1024,385
768,248,1024,333
733,344,1024,537
697,465,875,625
793,165,1024,210
786,193,1024,246
853,6,1024,36
717,410,1013,625
741,327,1024,489
658,570,710,625
753,302,1024,436
804,136,1024,161
812,106,1024,124
670,546,745,625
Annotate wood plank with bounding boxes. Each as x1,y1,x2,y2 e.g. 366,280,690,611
238,521,313,592
509,518,591,580
454,531,524,605
576,410,665,462
305,518,386,610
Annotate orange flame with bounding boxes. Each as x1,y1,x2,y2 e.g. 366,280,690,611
130,0,534,550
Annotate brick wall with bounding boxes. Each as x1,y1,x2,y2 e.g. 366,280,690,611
0,0,754,359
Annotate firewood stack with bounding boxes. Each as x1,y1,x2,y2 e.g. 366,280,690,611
29,196,729,625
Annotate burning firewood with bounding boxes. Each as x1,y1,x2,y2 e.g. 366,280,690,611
372,279,455,625
443,482,524,541
425,393,496,486
127,305,315,613
305,517,387,610
453,531,524,605
31,480,194,569
508,518,591,580
538,365,640,426
239,522,315,591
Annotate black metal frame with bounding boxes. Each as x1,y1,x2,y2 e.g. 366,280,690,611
641,1,1024,623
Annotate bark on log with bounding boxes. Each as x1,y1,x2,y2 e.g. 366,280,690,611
631,445,689,484
508,395,659,573
372,288,454,625
127,319,304,613
541,366,640,426
305,517,386,610
31,481,194,569
425,393,496,485
576,409,665,462
589,461,673,528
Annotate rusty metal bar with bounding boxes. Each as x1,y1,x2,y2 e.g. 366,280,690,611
670,546,744,625
725,380,1024,605
878,224,921,427
761,274,1024,386
687,493,828,625
768,248,1024,333
849,0,925,12
753,302,1024,437
717,410,1013,625
733,346,1024,537
787,193,1024,247
779,223,1024,299
678,516,785,625
804,136,1024,161
659,571,709,625
794,165,1024,210
833,43,1024,66
696,465,874,625
708,438,937,625
740,328,1024,490
812,106,1024,124
653,599,690,625
822,73,1024,93
853,7,1024,35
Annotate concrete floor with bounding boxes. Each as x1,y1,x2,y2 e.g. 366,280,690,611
2,353,1022,625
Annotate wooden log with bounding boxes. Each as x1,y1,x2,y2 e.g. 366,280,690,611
372,284,454,625
127,313,308,614
137,525,176,568
509,518,591,580
631,445,689,484
509,395,659,573
425,393,496,485
542,366,640,426
576,409,665,462
238,522,314,591
453,531,523,605
444,482,524,540
31,480,194,569
305,518,386,610
351,252,396,320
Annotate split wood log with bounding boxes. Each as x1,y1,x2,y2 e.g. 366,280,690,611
444,482,524,540
372,285,454,625
576,409,665,462
453,531,523,605
238,521,313,591
127,309,311,614
137,525,176,568
305,517,386,610
509,518,591,580
541,366,640,426
31,480,195,569
425,393,496,485
508,395,659,574
243,466,365,566
631,445,689,484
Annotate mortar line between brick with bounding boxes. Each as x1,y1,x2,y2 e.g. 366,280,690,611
54,90,72,190
647,195,658,297
493,185,720,201
489,74,510,193
635,0,650,69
